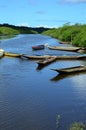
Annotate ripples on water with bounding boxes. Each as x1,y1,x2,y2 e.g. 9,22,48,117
0,34,86,130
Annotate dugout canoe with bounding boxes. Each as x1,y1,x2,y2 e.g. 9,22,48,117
32,44,45,50
55,55,86,60
51,65,86,74
21,54,86,60
4,52,21,57
48,46,80,52
36,56,57,66
21,54,52,59
59,41,70,44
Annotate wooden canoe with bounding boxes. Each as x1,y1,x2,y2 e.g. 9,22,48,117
55,55,86,60
48,46,80,52
59,41,70,44
51,65,86,74
32,44,45,50
4,52,21,57
21,54,86,60
21,54,52,59
36,56,57,66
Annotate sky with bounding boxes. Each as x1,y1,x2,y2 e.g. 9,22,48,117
0,0,86,28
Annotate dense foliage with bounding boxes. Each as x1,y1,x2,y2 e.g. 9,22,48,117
42,23,86,47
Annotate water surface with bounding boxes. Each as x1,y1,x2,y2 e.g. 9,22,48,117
0,34,86,130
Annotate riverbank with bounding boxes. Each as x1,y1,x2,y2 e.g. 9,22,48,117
42,23,86,47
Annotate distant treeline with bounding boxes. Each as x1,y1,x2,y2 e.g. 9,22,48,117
0,23,50,35
42,23,86,47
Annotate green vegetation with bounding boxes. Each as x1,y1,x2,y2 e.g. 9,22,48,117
69,122,85,130
0,24,37,35
0,27,19,35
42,23,86,47
55,114,85,130
0,23,50,36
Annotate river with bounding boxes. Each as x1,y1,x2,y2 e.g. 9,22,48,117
0,34,86,130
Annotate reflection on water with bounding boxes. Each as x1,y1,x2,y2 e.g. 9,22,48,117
36,60,57,70
0,35,16,40
36,64,46,70
50,71,86,82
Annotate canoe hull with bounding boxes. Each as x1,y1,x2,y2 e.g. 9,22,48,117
21,54,52,59
36,56,57,66
4,52,21,57
59,41,70,44
51,65,86,74
48,46,80,52
32,45,45,50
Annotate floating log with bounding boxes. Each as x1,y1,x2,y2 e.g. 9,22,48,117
51,65,86,74
4,52,21,57
48,46,81,52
